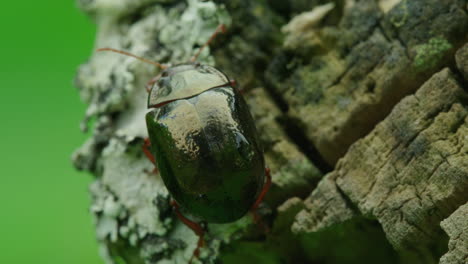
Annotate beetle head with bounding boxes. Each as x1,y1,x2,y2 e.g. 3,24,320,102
147,62,230,108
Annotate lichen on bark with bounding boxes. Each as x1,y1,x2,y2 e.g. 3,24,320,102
73,0,468,263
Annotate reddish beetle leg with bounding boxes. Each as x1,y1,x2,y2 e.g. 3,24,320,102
145,74,162,93
170,200,206,263
190,24,227,62
230,79,246,95
250,168,272,232
142,138,158,174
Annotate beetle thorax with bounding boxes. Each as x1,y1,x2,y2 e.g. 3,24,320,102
147,63,230,108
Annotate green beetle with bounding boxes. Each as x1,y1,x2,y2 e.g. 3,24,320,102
146,62,266,223
98,25,271,261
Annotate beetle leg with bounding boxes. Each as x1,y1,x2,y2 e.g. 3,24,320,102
251,167,272,210
229,79,237,88
170,200,206,263
145,74,161,93
190,24,227,62
142,138,158,174
250,168,272,232
229,79,247,95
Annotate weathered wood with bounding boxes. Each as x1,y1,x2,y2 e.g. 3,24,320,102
440,203,468,264
456,43,468,81
292,68,468,263
245,88,322,206
266,0,468,165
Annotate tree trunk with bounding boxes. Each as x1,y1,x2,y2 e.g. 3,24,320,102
72,0,468,263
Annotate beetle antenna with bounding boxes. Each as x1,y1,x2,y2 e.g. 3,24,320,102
97,48,167,70
190,24,227,62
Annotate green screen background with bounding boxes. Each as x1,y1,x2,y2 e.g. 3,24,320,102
0,1,102,263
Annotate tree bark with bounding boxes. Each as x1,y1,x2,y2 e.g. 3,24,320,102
73,0,468,263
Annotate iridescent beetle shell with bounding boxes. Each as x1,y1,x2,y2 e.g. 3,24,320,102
148,63,229,107
145,63,265,223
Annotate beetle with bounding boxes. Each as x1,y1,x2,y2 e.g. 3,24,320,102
97,24,271,261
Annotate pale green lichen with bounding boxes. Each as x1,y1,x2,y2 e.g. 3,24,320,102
379,0,403,13
75,0,231,130
412,37,452,72
75,0,269,262
389,0,408,28
159,0,231,64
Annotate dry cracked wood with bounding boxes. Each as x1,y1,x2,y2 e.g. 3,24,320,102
245,88,322,206
440,203,468,264
267,0,468,165
292,68,468,263
456,43,468,81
